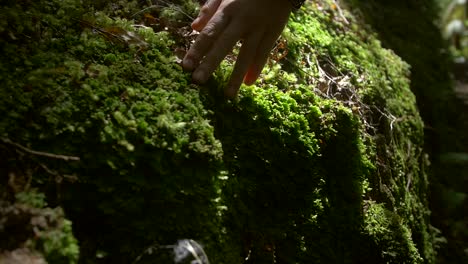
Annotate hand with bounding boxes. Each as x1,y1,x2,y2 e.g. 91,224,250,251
183,0,293,98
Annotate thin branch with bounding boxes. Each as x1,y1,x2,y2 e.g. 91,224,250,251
1,138,80,161
333,0,350,25
39,163,77,180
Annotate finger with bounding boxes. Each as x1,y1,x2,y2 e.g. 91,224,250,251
192,22,242,84
244,32,282,85
243,64,260,86
183,12,230,71
192,0,222,31
225,32,264,98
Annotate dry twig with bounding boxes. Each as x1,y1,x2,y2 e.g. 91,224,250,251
0,138,80,161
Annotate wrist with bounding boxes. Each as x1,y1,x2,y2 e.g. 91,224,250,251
287,0,305,9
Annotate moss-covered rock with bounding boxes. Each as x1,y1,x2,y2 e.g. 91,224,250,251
0,190,79,263
0,0,439,263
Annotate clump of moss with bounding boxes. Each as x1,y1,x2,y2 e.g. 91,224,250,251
0,0,438,263
363,202,423,263
1,0,225,262
0,190,79,264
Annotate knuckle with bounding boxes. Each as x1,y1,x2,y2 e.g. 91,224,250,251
200,25,217,38
200,5,211,15
185,51,201,62
199,57,218,74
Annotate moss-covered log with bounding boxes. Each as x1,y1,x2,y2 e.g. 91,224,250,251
0,0,442,263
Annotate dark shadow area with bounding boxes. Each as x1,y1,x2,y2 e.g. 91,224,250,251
346,0,468,262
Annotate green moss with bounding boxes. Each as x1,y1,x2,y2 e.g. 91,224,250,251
0,190,79,263
364,202,423,263
15,190,48,209
0,0,438,263
30,211,80,264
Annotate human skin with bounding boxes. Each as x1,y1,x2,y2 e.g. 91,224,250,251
182,0,293,98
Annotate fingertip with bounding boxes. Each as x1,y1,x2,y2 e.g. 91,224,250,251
243,68,261,85
226,74,245,98
191,17,207,31
182,57,195,71
243,75,257,86
191,18,201,30
193,69,209,84
224,74,245,99
224,85,239,99
243,79,256,86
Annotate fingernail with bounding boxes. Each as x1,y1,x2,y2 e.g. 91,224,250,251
183,58,194,71
244,69,260,85
191,18,200,28
193,70,207,83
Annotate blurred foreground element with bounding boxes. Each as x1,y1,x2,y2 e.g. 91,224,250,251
441,0,468,60
132,239,210,264
440,2,468,263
